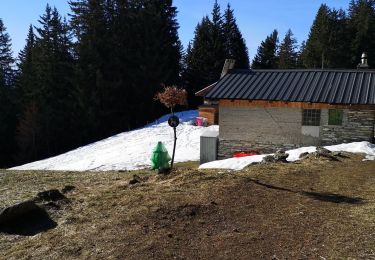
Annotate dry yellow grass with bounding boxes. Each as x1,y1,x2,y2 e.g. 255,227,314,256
1,155,375,259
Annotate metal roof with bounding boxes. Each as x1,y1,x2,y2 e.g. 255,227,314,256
205,69,375,105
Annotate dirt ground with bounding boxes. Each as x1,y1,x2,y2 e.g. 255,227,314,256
1,154,375,259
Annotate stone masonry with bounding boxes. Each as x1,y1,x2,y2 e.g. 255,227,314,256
218,106,375,159
320,109,375,145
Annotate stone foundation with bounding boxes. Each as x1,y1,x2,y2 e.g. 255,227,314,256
218,139,299,159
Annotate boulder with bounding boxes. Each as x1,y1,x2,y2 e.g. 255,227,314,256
261,151,289,164
262,155,276,164
274,150,289,162
299,152,309,159
316,146,331,155
0,200,38,225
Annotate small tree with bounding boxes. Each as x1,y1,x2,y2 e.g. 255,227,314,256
155,86,187,169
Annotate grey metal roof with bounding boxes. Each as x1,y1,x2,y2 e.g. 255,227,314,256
205,69,375,105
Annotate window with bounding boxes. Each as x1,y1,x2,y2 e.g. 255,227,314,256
302,109,321,126
328,109,343,125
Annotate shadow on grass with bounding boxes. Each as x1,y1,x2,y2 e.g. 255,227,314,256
0,205,57,236
251,179,365,205
302,192,365,204
253,180,295,193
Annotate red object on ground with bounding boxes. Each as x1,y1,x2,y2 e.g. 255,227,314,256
233,151,259,158
196,117,203,126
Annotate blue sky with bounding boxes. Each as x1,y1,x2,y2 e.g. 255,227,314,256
1,0,349,61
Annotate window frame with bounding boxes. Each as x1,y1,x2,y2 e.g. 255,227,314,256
328,109,343,126
302,109,321,126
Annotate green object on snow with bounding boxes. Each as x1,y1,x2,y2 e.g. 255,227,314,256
151,141,171,170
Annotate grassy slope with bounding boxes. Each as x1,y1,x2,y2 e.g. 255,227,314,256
1,156,375,259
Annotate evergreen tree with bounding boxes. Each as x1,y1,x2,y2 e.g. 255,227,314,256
182,1,249,107
303,4,331,68
15,5,84,162
14,25,39,163
16,25,37,107
0,19,14,87
70,0,181,137
210,0,227,77
277,29,298,69
328,9,352,68
0,18,16,167
182,17,214,108
303,4,351,68
348,0,375,67
296,40,306,68
252,29,279,69
223,4,249,69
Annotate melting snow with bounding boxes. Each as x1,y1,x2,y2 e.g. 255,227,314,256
199,141,375,171
10,109,375,172
11,110,218,171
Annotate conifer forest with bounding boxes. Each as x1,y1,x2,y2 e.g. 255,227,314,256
0,0,374,167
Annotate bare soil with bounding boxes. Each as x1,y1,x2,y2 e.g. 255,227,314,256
1,155,375,259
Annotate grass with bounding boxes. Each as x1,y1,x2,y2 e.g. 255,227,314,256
1,154,375,259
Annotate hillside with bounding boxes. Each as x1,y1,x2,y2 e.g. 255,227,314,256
11,110,218,171
1,155,375,259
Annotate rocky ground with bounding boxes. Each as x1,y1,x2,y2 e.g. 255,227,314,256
1,155,375,259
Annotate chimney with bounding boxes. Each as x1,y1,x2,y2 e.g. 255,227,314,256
357,52,369,69
221,59,236,78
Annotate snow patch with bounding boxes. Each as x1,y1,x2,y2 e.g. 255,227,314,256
199,141,375,171
11,110,218,172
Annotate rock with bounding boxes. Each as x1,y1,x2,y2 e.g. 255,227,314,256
0,200,57,236
0,200,38,224
36,189,66,202
299,152,310,159
332,151,344,157
261,151,289,164
274,151,289,162
316,146,331,155
129,175,141,185
262,155,276,164
61,185,75,194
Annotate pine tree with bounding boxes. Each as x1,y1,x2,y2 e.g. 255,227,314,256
16,25,37,107
70,0,182,137
223,4,249,69
16,5,84,161
182,17,214,108
0,19,14,87
303,4,351,69
252,29,279,69
182,1,250,107
303,4,331,68
210,0,227,76
277,29,298,69
296,40,306,68
348,0,375,67
0,18,16,166
328,8,351,68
